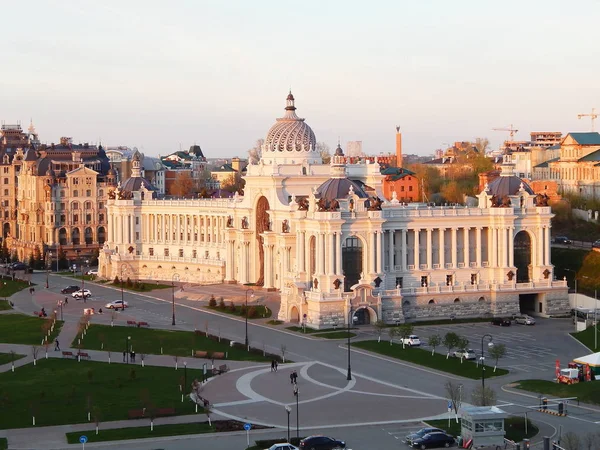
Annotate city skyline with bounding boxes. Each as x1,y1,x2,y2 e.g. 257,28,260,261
3,0,600,158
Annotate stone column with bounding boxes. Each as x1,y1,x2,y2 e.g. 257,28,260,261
401,229,407,271
439,228,445,268
370,232,376,273
476,227,482,267
451,227,457,268
492,227,498,267
327,233,334,275
335,231,342,275
544,226,551,266
225,240,233,280
413,229,420,269
463,227,469,267
388,229,394,271
376,230,382,273
537,226,544,267
317,233,324,275
508,227,514,267
426,228,432,269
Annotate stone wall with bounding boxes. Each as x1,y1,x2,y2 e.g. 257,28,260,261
545,289,570,315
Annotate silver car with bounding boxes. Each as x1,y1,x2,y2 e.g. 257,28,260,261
515,315,535,325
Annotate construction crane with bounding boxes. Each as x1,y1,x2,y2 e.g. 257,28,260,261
492,124,519,140
577,108,598,132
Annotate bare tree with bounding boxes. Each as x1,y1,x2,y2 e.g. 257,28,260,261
205,402,213,427
562,431,580,450
488,343,506,372
428,334,441,356
280,344,287,363
110,311,117,327
9,350,16,372
444,381,463,421
456,337,469,363
140,353,146,367
471,386,496,406
31,346,40,366
474,137,490,154
387,327,398,345
443,332,460,359
373,320,386,343
171,171,195,197
317,142,331,164
93,406,101,435
247,139,264,165
174,355,179,370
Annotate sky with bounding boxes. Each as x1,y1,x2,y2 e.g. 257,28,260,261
3,0,600,158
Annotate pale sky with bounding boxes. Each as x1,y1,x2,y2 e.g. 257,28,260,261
3,0,600,158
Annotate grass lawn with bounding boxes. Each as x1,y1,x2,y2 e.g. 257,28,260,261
0,314,63,345
207,304,272,319
66,421,215,443
76,324,274,361
107,281,172,292
0,437,6,450
353,341,509,379
0,352,25,365
0,358,205,429
313,331,357,339
0,278,34,298
571,325,600,351
286,326,351,334
266,319,283,325
514,379,600,406
0,300,12,310
426,416,538,442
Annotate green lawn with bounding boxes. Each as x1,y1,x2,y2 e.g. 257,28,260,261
0,300,12,310
313,331,357,339
571,325,600,352
76,324,275,361
0,314,63,345
0,358,205,429
286,326,350,334
207,304,272,319
0,352,25,365
426,416,538,442
515,379,600,406
353,341,509,379
266,320,283,325
107,281,172,292
0,437,6,450
66,421,215,443
0,278,34,298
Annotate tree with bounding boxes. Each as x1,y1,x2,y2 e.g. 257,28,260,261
441,181,463,204
488,343,506,372
444,381,463,420
247,138,264,165
456,336,469,362
387,327,398,345
398,323,414,348
474,137,490,154
471,386,496,406
442,332,460,359
221,172,245,194
31,346,40,366
317,142,331,164
205,402,213,427
58,249,68,270
373,320,386,343
280,344,287,363
171,171,195,197
428,334,441,356
562,431,581,450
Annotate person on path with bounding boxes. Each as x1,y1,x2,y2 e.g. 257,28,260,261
292,370,298,384
64,297,68,305
274,360,278,372
131,350,136,362
271,360,275,372
54,339,60,351
290,372,294,384
122,351,126,362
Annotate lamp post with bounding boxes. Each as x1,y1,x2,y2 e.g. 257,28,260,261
480,334,493,405
293,383,299,440
171,273,180,326
245,288,254,348
126,335,131,364
347,304,353,381
45,251,51,289
184,361,187,395
285,405,291,443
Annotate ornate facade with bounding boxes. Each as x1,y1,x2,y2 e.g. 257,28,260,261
100,93,569,326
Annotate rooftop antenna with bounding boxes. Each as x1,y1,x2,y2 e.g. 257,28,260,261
577,108,598,132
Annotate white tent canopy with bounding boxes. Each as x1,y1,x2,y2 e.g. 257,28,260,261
573,352,600,367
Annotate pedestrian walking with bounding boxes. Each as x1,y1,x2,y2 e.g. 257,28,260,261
271,360,275,372
64,297,68,305
290,372,294,384
131,350,136,362
274,360,278,372
292,370,298,384
54,339,60,351
122,351,126,362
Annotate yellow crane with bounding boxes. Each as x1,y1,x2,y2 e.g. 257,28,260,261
577,108,598,132
492,124,519,140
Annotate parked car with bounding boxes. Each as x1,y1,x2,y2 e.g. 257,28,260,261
299,435,345,449
266,444,299,450
515,315,536,325
86,269,98,276
60,285,81,294
72,289,92,299
9,262,29,271
553,236,572,245
405,427,445,445
491,317,511,326
454,349,477,360
401,335,421,346
105,300,129,309
411,431,455,449
593,239,600,249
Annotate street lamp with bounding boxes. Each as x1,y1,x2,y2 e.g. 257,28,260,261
45,251,50,289
172,273,180,325
125,335,131,364
245,288,254,348
480,334,493,405
285,405,291,443
347,304,353,381
293,383,299,440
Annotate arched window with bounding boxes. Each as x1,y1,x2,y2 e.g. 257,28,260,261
478,296,485,302
403,300,410,306
428,299,435,304
454,298,460,303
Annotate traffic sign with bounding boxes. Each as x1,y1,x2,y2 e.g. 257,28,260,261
79,436,88,444
244,423,252,431
447,401,452,410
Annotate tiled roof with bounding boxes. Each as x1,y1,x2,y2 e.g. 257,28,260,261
567,132,600,145
533,157,560,168
212,164,236,173
381,167,416,181
578,149,600,162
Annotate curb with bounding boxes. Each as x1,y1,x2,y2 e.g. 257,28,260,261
537,409,566,417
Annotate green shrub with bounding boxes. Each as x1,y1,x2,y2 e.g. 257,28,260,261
247,306,257,318
219,297,225,309
228,301,236,312
113,276,120,285
208,297,217,308
126,277,133,288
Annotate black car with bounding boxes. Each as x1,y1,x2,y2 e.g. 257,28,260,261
9,262,29,271
406,427,445,445
553,236,572,245
61,285,81,294
411,431,455,449
299,435,346,450
491,317,511,326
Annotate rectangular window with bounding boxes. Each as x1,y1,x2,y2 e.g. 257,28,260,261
446,274,453,286
194,233,198,241
149,248,154,256
471,273,477,285
400,185,405,192
205,251,209,259
3,178,7,185
164,248,169,256
408,186,413,191
73,215,79,224
187,233,190,241
99,214,104,223
135,232,139,240
395,277,403,288
192,249,197,258
180,233,183,240
179,249,183,257
98,202,104,209
73,178,79,185
135,217,139,225
2,168,7,174
60,202,65,210
86,214,92,223
86,190,91,197
420,276,428,287
3,189,7,196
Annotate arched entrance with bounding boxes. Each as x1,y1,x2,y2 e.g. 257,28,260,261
343,236,363,291
72,228,80,245
290,305,300,323
514,231,532,282
353,306,376,325
255,196,270,286
84,227,93,245
98,227,106,245
59,228,67,246
2,223,9,238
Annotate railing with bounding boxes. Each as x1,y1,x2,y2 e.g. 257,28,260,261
116,254,224,266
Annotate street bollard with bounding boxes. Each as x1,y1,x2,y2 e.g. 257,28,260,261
543,437,550,450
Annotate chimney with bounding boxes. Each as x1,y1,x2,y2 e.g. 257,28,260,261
395,126,402,168
231,157,241,173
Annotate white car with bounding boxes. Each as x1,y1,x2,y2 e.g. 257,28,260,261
105,300,129,309
515,315,536,325
86,269,98,276
266,444,299,450
402,335,421,346
454,349,477,360
72,289,92,299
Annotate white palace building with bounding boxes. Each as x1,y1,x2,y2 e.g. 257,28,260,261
99,93,569,327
